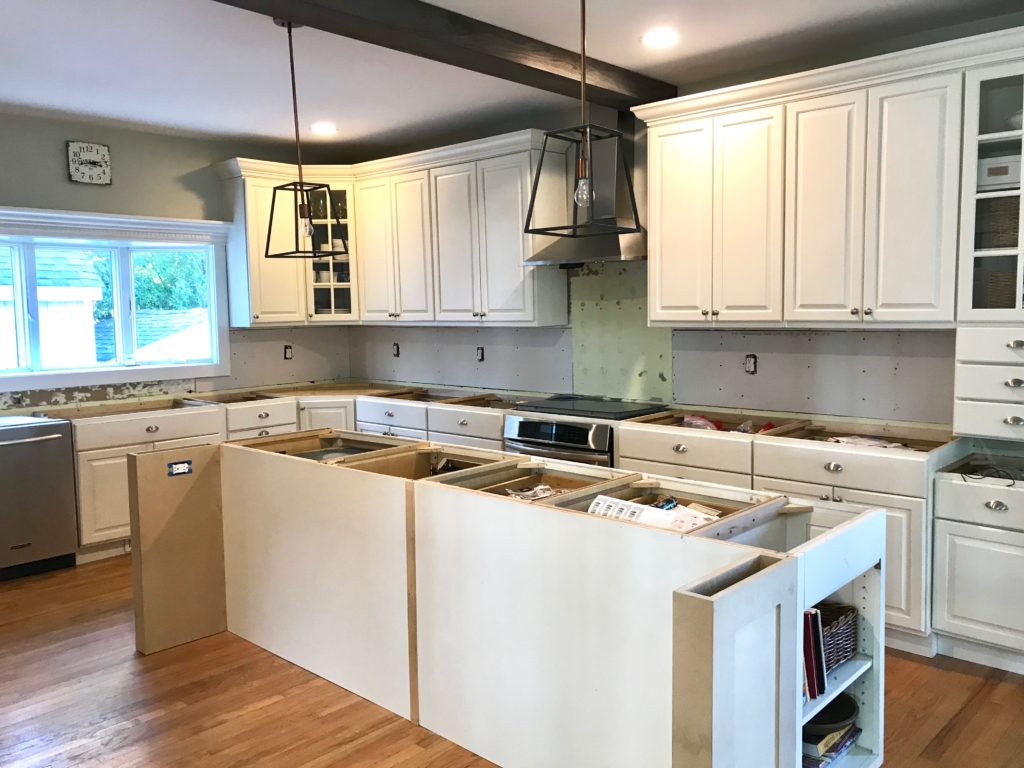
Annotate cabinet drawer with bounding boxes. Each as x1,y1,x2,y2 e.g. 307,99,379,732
356,397,428,430
618,457,752,489
427,405,504,440
752,476,833,501
428,432,504,451
356,421,427,440
934,519,1024,652
74,407,223,451
225,399,297,432
956,327,1024,365
228,424,297,441
616,423,752,474
753,437,926,497
955,363,1024,403
936,476,1024,532
954,400,1024,440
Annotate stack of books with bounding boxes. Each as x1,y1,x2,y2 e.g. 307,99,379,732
803,607,827,701
802,726,861,767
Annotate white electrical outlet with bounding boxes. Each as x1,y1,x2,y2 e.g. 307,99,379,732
284,344,293,360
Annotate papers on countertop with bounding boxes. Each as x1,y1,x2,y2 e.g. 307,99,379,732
506,484,561,501
586,495,718,532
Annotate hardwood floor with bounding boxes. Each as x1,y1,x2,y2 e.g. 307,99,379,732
3,557,1024,768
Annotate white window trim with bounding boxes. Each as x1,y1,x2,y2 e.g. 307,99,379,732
0,206,232,391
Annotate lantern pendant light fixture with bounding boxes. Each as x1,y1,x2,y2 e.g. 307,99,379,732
523,0,641,239
265,20,348,259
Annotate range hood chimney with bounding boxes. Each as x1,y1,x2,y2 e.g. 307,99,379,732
524,110,647,267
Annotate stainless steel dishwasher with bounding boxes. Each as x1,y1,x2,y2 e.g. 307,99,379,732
0,416,78,579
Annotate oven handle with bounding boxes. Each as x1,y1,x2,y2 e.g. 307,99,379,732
503,439,610,466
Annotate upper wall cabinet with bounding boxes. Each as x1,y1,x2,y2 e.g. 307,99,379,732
648,105,784,324
958,62,1024,323
305,182,359,323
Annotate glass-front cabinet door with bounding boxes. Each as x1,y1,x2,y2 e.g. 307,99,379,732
960,63,1024,322
306,181,359,323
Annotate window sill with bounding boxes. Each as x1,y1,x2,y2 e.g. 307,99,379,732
0,361,230,392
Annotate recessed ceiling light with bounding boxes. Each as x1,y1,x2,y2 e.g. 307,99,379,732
641,27,679,48
310,121,338,136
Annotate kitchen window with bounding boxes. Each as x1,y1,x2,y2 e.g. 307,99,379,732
0,208,230,390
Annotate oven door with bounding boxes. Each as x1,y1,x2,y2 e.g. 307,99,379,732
503,438,611,467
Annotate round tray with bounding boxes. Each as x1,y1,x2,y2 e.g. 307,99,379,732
804,692,859,737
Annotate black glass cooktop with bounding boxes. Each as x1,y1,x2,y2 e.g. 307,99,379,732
515,395,667,421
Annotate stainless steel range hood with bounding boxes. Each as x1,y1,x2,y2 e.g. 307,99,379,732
523,112,647,267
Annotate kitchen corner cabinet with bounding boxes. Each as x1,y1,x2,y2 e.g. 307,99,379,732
297,396,356,432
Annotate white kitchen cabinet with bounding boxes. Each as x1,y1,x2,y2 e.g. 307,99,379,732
431,162,480,322
355,176,397,322
227,424,296,441
863,74,962,323
298,397,357,432
78,443,149,546
391,171,435,323
784,90,868,322
427,432,503,451
617,456,753,488
305,182,359,323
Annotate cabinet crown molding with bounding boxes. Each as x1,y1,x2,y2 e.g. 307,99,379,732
633,25,1024,124
217,129,549,182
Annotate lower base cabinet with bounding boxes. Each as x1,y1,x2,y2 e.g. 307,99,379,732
298,397,356,432
934,519,1024,652
617,456,752,488
357,421,427,440
227,424,296,441
426,431,502,451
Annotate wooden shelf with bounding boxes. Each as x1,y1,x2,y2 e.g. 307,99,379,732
802,655,872,725
831,745,882,768
976,188,1021,199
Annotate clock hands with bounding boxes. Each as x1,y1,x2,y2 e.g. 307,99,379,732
77,159,105,167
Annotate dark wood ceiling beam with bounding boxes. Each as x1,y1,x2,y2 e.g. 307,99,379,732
211,0,677,110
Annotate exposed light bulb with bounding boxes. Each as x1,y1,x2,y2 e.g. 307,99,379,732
574,177,592,208
641,27,679,48
301,218,315,238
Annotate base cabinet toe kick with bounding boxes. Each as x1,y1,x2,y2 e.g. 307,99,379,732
130,436,887,768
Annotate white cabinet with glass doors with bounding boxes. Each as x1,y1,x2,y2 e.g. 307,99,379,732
304,181,358,323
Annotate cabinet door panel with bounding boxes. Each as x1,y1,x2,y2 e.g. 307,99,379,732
298,399,356,431
477,154,533,322
864,75,961,323
246,179,307,324
391,171,435,322
78,443,151,545
431,163,480,322
713,106,784,322
648,119,713,323
355,178,395,321
784,91,867,321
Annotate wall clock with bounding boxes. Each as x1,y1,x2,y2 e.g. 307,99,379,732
67,141,111,185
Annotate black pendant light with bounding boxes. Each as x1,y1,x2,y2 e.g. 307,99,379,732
523,0,641,239
265,20,348,259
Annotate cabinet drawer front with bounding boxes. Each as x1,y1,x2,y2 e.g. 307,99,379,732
74,408,223,451
934,519,1024,652
616,423,752,474
356,397,428,430
753,437,926,497
356,421,427,440
427,432,503,451
228,424,296,441
618,457,752,489
427,405,504,440
954,400,1024,440
225,399,297,432
752,475,833,501
936,477,1024,532
955,363,1024,403
956,327,1024,365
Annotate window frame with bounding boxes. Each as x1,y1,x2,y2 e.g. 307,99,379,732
0,207,231,390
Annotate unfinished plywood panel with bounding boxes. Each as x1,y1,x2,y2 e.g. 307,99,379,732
673,329,955,423
220,445,413,720
572,262,673,402
348,326,572,393
128,444,225,655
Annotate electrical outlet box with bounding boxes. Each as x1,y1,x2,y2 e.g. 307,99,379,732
283,344,293,360
744,354,757,375
476,346,485,363
393,342,400,358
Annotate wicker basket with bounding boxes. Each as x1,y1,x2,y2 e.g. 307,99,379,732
818,603,859,672
975,196,1020,250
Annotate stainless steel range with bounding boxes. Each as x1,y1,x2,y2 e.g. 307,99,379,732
503,396,667,466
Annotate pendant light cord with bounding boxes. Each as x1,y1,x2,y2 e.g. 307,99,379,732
286,22,304,185
579,0,586,125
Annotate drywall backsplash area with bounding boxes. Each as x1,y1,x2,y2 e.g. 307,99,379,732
570,262,672,402
673,329,956,424
0,327,352,410
348,326,573,394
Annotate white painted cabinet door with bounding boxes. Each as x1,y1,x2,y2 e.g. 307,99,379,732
647,118,713,323
935,519,1024,651
299,398,356,431
78,443,151,545
476,153,534,323
431,162,480,322
712,106,785,322
835,487,927,633
391,170,435,323
355,177,396,321
863,74,962,323
784,91,867,322
245,179,307,324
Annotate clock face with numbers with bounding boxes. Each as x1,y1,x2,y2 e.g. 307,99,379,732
67,141,111,185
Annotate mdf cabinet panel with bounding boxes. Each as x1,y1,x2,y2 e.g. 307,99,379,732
784,91,867,322
476,154,534,322
355,177,395,321
391,171,435,322
244,179,307,324
712,106,785,322
648,118,713,323
78,443,150,546
863,74,962,323
431,163,480,322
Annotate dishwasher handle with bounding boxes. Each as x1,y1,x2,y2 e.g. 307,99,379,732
0,433,63,448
